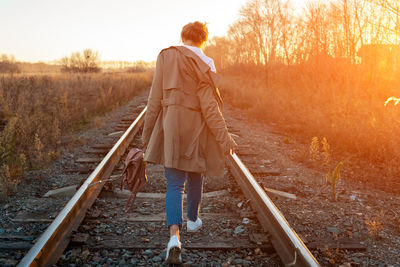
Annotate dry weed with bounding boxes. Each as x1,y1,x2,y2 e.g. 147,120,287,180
0,72,152,199
220,64,400,188
310,137,320,162
365,220,384,238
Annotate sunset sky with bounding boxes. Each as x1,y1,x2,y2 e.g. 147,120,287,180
0,0,307,63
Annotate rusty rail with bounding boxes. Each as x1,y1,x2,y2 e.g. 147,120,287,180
227,152,320,267
18,107,146,267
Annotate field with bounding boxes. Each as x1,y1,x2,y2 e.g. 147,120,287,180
219,62,400,192
0,72,153,198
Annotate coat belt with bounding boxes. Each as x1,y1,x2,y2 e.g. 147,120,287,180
161,90,200,111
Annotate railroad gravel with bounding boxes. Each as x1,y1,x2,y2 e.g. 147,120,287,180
58,247,279,266
62,162,281,266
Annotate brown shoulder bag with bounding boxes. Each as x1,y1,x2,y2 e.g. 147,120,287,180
120,148,147,212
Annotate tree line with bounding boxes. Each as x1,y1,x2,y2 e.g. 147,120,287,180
205,0,400,70
0,50,101,74
0,54,20,73
0,49,154,74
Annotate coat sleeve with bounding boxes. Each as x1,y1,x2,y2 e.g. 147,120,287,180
142,52,164,145
196,76,237,153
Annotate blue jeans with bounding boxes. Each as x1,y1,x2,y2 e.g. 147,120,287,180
164,167,203,227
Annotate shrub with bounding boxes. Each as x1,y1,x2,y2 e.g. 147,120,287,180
0,118,27,199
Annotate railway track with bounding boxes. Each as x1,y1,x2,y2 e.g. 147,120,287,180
4,100,319,266
10,103,318,266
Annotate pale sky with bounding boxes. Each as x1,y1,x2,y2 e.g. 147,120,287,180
0,0,307,63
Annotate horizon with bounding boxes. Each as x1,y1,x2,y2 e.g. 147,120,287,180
0,0,308,63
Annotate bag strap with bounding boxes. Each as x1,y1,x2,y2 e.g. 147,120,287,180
120,162,128,191
125,192,137,212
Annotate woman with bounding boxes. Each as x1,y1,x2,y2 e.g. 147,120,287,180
142,21,236,264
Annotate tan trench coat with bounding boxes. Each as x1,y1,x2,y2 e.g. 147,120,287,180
142,46,236,176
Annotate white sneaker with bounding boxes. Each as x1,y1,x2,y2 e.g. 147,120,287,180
165,235,182,264
187,217,202,232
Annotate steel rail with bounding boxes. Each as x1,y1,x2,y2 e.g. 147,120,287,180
18,107,147,267
227,152,320,267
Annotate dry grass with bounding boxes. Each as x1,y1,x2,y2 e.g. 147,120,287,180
0,72,152,199
220,62,400,191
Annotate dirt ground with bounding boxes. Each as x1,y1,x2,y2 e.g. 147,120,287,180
223,103,400,266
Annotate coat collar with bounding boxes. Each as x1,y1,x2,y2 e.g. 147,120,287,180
160,45,223,107
171,46,210,73
167,46,221,87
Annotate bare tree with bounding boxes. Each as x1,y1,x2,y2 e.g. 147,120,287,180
61,49,101,73
228,19,260,65
370,0,400,43
204,36,236,70
304,0,331,60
